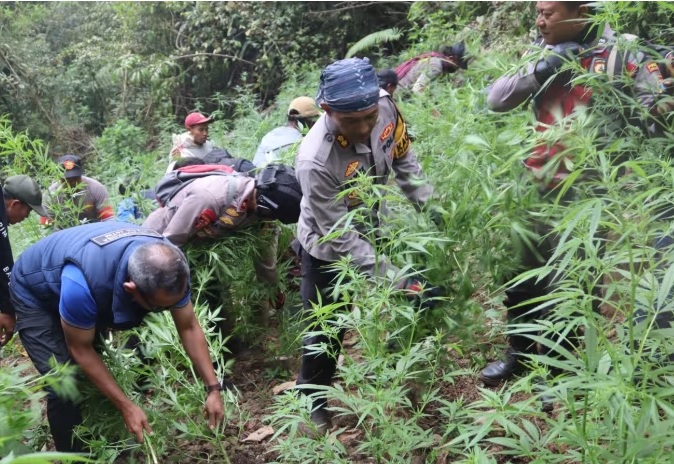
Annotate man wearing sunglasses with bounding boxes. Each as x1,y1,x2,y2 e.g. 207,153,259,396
10,221,224,452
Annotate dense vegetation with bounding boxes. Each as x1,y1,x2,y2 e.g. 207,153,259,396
2,1,674,463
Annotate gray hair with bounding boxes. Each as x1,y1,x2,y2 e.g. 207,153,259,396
127,242,189,296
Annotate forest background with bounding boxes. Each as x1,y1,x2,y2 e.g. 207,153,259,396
2,1,674,463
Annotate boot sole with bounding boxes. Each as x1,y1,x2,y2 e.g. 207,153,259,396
478,374,507,387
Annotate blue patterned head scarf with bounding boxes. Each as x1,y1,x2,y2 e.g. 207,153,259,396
316,57,380,113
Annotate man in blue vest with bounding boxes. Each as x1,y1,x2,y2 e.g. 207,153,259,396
10,221,224,452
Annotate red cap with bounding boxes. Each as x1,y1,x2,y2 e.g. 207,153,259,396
184,112,214,128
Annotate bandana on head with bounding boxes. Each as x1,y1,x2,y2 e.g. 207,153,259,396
316,57,380,113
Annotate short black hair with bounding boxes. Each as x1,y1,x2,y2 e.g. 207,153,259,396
439,45,453,57
377,69,398,89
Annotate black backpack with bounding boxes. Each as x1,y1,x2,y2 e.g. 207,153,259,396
203,148,256,176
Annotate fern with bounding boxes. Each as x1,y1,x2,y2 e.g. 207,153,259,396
345,28,403,59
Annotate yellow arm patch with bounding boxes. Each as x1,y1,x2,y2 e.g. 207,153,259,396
392,111,411,159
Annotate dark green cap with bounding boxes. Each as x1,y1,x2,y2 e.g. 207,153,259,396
3,175,47,216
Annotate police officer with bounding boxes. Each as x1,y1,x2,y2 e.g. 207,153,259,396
480,1,664,389
143,164,302,329
10,222,224,451
142,164,301,250
0,174,47,346
395,41,466,94
377,68,399,96
294,57,438,433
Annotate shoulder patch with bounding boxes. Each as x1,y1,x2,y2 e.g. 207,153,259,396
392,112,411,160
345,161,360,177
195,209,217,230
646,62,659,73
379,122,394,141
90,228,162,246
336,134,350,148
593,58,606,74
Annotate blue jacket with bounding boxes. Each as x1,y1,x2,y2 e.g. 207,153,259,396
12,221,169,330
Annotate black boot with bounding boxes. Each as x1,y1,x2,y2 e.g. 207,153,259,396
298,398,333,438
479,347,529,386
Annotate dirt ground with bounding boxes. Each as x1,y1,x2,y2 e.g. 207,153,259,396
2,317,543,464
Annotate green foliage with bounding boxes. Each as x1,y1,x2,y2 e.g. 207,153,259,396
95,119,149,161
345,28,403,59
73,303,241,463
0,360,80,461
3,1,674,462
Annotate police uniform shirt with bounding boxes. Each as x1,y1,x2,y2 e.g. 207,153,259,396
296,90,432,279
142,174,258,246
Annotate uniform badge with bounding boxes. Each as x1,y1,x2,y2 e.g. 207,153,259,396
195,209,216,230
225,207,239,217
345,161,360,177
91,229,162,246
63,160,76,170
592,58,606,74
336,134,350,148
646,62,659,73
379,122,394,141
219,216,234,226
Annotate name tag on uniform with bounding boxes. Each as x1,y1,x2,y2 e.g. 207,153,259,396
91,229,162,246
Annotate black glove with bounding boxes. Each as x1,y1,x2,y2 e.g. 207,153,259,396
401,277,443,310
533,42,582,85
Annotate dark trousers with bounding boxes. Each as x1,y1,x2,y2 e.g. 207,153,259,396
12,292,85,452
633,233,674,330
505,188,595,363
295,246,347,408
505,217,559,356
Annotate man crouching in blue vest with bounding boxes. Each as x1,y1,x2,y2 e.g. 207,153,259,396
10,221,224,452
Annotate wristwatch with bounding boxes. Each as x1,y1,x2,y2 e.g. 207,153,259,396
205,383,223,394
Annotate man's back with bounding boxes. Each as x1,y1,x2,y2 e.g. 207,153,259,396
143,174,257,245
253,125,303,167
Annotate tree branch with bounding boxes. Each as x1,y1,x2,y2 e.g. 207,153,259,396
308,2,412,15
170,53,257,66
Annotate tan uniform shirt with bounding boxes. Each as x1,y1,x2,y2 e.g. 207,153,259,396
296,90,432,279
142,174,258,246
397,57,445,94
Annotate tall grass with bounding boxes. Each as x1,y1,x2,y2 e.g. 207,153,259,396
2,2,674,462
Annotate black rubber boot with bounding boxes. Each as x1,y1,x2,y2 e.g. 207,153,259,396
479,347,529,386
309,404,333,434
